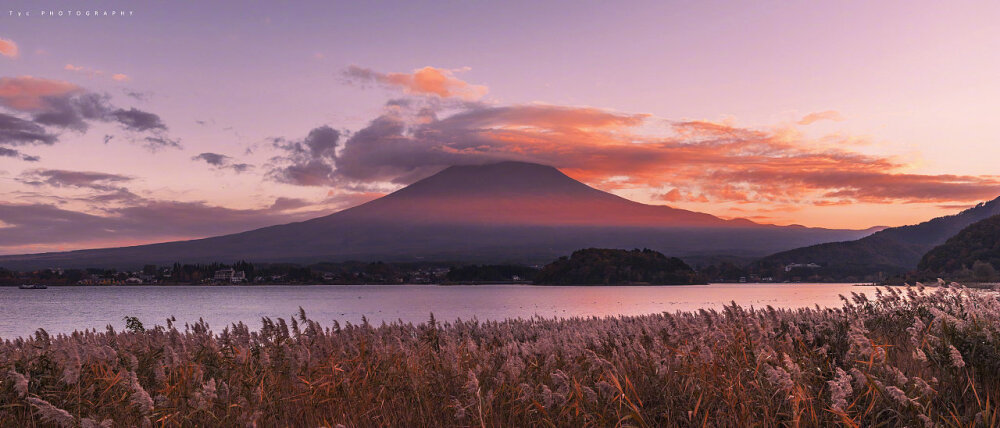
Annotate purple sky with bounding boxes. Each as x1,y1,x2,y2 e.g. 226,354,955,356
2,0,1000,254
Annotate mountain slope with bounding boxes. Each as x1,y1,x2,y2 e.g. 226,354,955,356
919,214,1000,274
329,162,742,227
759,199,1000,274
0,162,875,270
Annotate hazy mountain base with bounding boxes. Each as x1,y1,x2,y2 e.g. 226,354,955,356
0,224,872,271
1,285,998,426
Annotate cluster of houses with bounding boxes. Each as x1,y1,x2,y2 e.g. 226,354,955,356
76,272,161,286
75,268,250,285
31,264,471,286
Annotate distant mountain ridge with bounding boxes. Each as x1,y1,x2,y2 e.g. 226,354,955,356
0,162,875,270
759,198,1000,275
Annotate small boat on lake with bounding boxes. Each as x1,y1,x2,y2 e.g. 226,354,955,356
18,284,48,289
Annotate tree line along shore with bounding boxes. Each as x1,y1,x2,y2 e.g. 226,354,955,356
8,215,1000,287
1,248,708,287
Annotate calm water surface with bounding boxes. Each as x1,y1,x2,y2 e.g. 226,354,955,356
0,283,879,339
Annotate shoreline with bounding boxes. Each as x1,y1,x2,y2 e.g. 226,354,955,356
2,280,879,287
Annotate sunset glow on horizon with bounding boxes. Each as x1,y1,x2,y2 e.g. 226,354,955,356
2,0,1000,253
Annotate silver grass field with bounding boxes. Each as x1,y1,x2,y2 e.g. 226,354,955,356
1,284,998,427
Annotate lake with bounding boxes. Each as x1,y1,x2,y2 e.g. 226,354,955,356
0,283,878,339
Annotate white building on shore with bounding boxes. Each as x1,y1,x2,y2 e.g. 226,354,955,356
214,268,247,284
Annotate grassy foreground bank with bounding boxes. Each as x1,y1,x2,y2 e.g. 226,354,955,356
1,285,998,426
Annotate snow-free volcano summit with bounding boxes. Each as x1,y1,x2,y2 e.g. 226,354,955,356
0,162,877,269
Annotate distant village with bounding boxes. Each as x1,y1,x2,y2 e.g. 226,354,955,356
0,261,462,286
0,257,880,286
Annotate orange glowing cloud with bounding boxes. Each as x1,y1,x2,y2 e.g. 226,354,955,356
325,101,1000,207
0,76,83,111
0,37,18,58
343,65,488,100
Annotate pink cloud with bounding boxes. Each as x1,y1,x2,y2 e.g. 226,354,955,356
63,64,130,82
0,38,19,58
797,110,845,125
344,65,488,100
0,76,83,111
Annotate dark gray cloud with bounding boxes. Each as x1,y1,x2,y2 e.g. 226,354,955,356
8,88,167,137
3,166,345,253
330,113,443,184
275,125,341,160
143,136,181,150
267,100,638,187
192,152,253,173
112,108,167,132
0,113,58,146
87,187,145,205
266,100,513,186
0,76,178,156
19,169,133,191
0,195,368,254
272,159,335,186
0,163,383,254
123,90,151,102
230,163,252,173
269,125,341,186
192,152,227,166
307,103,610,185
0,202,295,251
341,65,381,85
31,93,113,131
14,169,143,210
0,146,39,162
